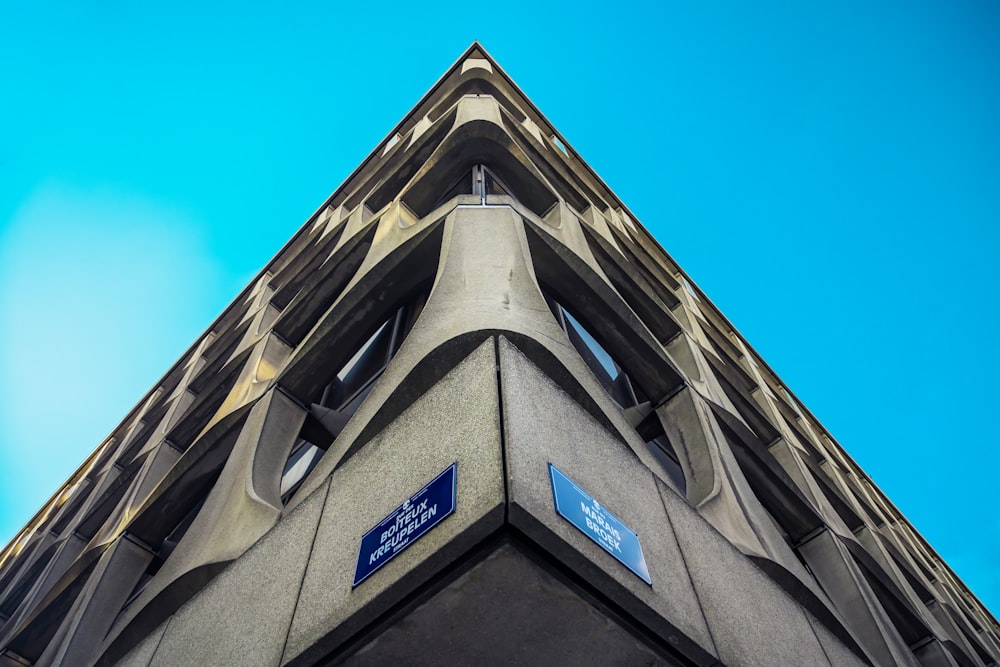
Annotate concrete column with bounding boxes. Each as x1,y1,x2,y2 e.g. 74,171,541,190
800,528,920,666
36,535,152,667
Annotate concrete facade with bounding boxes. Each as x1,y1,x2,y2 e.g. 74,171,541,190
0,43,996,666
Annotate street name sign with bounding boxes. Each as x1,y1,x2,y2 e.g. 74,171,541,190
353,462,457,587
548,463,652,585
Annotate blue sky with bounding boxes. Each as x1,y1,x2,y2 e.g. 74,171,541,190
2,0,998,615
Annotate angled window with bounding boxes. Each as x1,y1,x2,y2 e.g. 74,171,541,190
279,290,429,503
279,440,325,501
112,490,212,628
431,164,513,210
543,292,685,494
544,293,641,409
432,168,475,210
481,165,512,197
634,412,686,494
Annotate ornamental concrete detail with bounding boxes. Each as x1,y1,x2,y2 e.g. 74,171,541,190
0,43,996,667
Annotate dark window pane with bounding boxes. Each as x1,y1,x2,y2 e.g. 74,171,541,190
280,440,324,501
563,309,617,379
284,288,428,505
335,318,394,406
433,169,474,209
483,168,512,197
559,306,637,408
646,436,686,494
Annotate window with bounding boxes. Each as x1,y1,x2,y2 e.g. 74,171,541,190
382,132,402,155
544,294,641,409
112,491,212,628
544,292,686,494
551,135,568,155
279,291,428,503
432,169,474,210
481,165,512,197
635,412,686,494
431,164,513,210
680,275,700,301
279,440,325,500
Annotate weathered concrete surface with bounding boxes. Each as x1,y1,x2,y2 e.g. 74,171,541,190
800,529,919,666
37,536,150,667
659,479,853,667
810,614,873,667
498,336,717,664
114,620,167,667
282,340,504,665
343,543,671,666
144,478,330,667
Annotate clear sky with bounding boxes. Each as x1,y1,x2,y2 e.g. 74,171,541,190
2,0,998,615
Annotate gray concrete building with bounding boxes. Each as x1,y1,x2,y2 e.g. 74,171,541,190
0,43,996,667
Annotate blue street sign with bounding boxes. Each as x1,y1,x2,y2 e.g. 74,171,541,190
548,463,652,585
353,462,458,587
